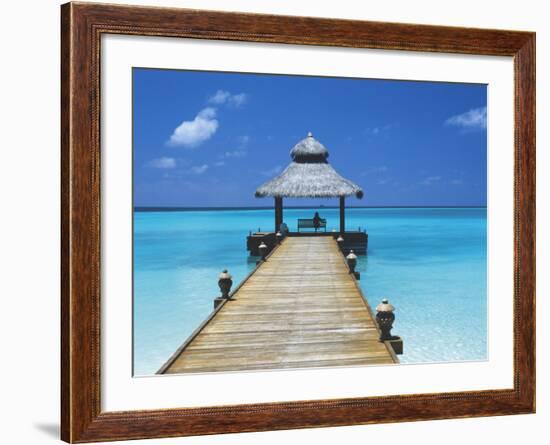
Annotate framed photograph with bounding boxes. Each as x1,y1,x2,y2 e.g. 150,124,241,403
61,2,535,442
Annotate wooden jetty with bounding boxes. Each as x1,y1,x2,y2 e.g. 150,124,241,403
158,236,398,374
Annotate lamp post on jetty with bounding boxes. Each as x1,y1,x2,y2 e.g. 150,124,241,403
258,241,268,263
214,269,233,309
375,299,395,341
336,235,344,252
346,250,360,279
375,299,403,355
255,132,364,235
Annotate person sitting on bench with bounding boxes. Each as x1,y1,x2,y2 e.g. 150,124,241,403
313,212,322,232
297,215,326,232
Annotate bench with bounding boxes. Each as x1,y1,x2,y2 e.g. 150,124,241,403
297,218,327,232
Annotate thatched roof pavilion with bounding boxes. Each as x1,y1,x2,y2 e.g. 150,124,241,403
255,132,363,233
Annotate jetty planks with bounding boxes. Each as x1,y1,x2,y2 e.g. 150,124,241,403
160,236,396,374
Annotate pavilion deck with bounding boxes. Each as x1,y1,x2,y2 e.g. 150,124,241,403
247,229,368,256
158,236,397,374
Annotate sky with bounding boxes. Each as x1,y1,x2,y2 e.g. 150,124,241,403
133,68,487,207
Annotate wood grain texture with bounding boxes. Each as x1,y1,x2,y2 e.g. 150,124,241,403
60,2,535,442
160,237,396,374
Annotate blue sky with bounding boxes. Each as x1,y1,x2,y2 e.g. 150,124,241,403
133,68,487,207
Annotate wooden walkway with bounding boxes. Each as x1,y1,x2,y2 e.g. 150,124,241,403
159,237,397,374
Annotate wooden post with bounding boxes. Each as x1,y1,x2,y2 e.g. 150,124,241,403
280,197,284,231
339,196,345,234
274,197,279,232
274,198,277,232
274,197,283,232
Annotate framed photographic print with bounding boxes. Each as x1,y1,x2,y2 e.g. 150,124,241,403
61,2,535,442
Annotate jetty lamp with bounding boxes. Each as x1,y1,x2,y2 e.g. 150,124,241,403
258,241,268,261
218,269,233,300
375,299,396,341
346,250,359,279
276,231,283,244
336,235,344,252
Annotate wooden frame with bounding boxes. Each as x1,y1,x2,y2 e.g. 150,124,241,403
61,2,535,442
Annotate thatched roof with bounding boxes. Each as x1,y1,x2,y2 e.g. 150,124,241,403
255,133,364,199
290,132,329,159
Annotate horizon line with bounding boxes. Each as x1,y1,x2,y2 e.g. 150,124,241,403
135,205,487,212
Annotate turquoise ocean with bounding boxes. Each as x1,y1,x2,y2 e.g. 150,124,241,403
133,207,487,376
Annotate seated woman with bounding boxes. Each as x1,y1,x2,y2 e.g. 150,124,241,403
313,211,322,232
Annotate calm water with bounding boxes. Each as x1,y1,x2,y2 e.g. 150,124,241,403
133,207,487,376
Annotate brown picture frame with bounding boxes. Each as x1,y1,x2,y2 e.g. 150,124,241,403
61,2,536,442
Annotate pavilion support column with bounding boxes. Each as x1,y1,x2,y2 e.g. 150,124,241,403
274,197,283,232
274,197,278,232
280,197,284,232
339,196,345,234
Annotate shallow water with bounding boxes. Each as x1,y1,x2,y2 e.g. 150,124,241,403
133,207,487,376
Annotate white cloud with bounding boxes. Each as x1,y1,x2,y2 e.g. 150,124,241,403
446,106,487,130
148,157,176,169
422,175,442,185
208,90,231,104
208,90,248,107
222,135,250,159
230,93,247,107
261,165,282,177
366,124,395,136
214,161,225,167
238,135,250,146
190,164,209,175
167,107,218,147
450,179,463,185
224,150,247,158
362,166,388,176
